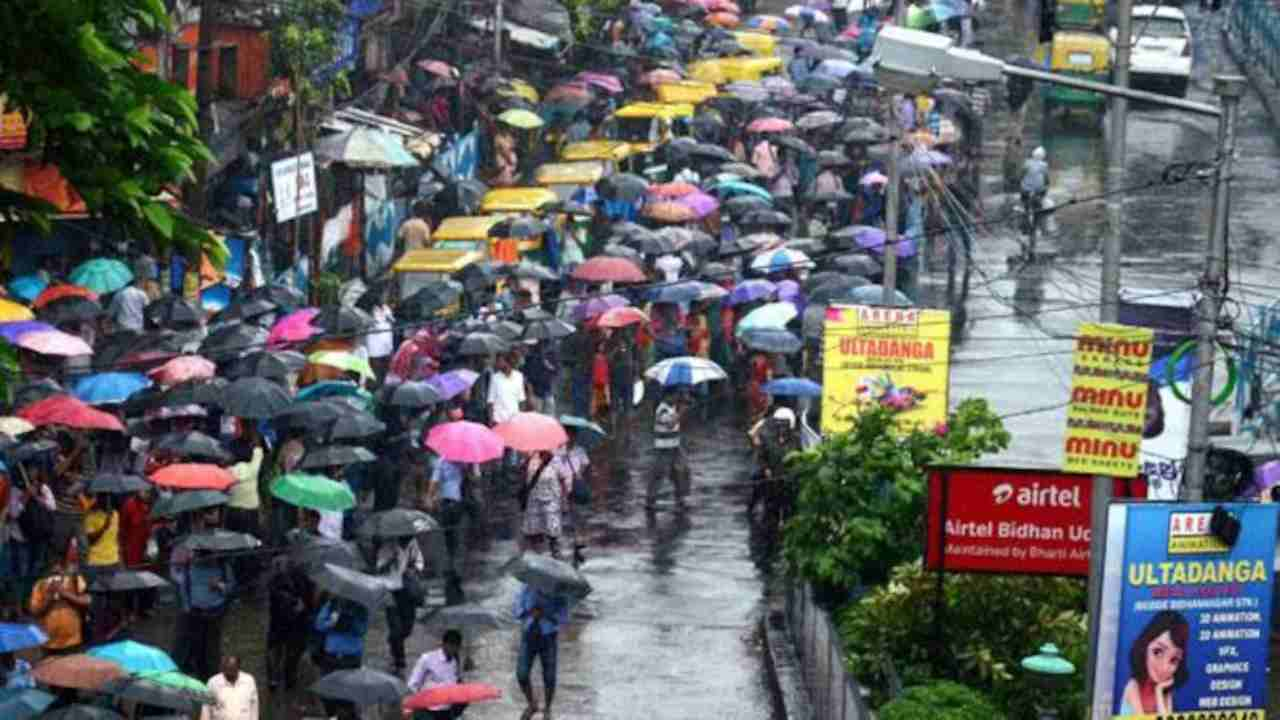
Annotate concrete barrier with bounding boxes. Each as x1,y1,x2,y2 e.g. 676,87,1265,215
784,582,872,720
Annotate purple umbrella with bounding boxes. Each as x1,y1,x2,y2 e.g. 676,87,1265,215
728,279,777,306
776,279,801,302
428,369,480,401
677,191,720,220
854,227,918,258
0,321,55,344
572,294,630,321
1247,460,1280,499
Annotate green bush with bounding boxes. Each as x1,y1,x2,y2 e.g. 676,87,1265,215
839,561,1087,718
879,681,1005,720
781,399,1009,595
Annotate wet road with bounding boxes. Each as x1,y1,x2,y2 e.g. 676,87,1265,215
131,406,778,720
947,0,1280,466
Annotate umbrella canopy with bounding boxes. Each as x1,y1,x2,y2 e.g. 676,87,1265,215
147,356,216,386
225,350,307,380
40,706,124,720
290,533,364,571
398,282,463,322
85,472,150,495
315,126,419,169
150,490,229,519
308,351,375,381
837,284,914,306
70,258,133,294
216,297,278,323
275,398,360,431
572,256,647,283
14,329,93,356
0,688,55,720
736,301,799,335
644,356,728,386
0,622,47,652
104,671,214,713
268,308,321,347
220,377,292,418
383,381,441,408
200,322,269,359
296,380,373,406
747,116,793,133
498,108,544,129
421,604,513,633
310,563,397,610
427,369,479,401
762,377,824,397
271,473,356,512
521,318,576,342
18,395,124,431
151,431,233,463
596,173,650,202
832,253,883,277
32,654,125,690
33,284,97,309
299,444,377,470
509,553,592,599
425,421,505,463
312,667,408,705
493,412,568,452
457,332,510,357
740,328,803,353
0,320,54,344
798,109,844,130
7,274,47,303
0,416,33,436
73,372,151,406
144,296,201,327
751,248,814,275
0,298,34,322
356,508,439,539
708,180,773,201
595,306,649,328
89,641,178,674
643,200,698,224
312,305,373,334
809,277,873,305
174,529,261,554
728,278,777,305
404,683,503,710
90,570,171,593
150,463,235,491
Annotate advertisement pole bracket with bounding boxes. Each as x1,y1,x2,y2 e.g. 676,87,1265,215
932,470,949,666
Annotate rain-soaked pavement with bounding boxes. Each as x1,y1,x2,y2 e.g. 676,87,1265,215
130,403,780,720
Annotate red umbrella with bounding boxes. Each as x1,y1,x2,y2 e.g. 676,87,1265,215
493,412,568,452
571,256,647,284
648,181,700,199
32,284,97,309
594,306,649,328
18,394,124,432
403,683,502,710
643,200,699,224
150,463,236,491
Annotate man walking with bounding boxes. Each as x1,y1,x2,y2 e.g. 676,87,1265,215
171,510,235,681
407,629,466,719
646,388,691,512
488,352,527,480
201,655,258,720
514,584,571,720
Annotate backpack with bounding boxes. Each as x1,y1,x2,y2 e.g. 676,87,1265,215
19,495,54,544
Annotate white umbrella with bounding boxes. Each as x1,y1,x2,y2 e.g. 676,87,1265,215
644,357,728,386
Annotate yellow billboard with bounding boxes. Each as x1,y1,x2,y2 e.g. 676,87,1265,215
821,305,952,433
1063,322,1154,477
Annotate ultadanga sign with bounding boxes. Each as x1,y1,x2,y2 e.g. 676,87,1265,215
820,304,951,433
1063,322,1154,477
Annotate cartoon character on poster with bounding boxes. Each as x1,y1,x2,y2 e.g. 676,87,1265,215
1117,610,1190,715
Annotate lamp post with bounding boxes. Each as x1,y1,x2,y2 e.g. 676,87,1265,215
1021,643,1076,720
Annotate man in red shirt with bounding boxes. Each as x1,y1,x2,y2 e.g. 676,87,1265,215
118,489,153,614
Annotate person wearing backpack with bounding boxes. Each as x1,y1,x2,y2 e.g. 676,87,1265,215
10,468,55,609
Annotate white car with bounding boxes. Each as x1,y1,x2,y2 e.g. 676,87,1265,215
1111,5,1193,97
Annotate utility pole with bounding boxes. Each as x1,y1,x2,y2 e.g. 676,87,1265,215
1183,75,1246,501
189,0,215,223
494,0,505,67
881,0,905,306
1101,0,1132,324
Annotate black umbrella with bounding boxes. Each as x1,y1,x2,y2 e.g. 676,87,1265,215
224,350,308,381
421,603,513,633
289,532,365,570
3,439,57,463
610,221,655,240
326,411,386,441
508,552,592,600
455,262,500,293
719,161,763,179
144,296,201,328
174,529,261,553
458,332,510,356
804,270,845,290
276,398,358,431
85,472,150,495
134,377,228,412
490,215,549,238
623,234,676,256
688,143,736,162
725,195,772,215
103,674,212,713
741,209,792,227
312,306,372,335
200,322,268,360
601,243,642,262
245,284,305,309
151,431,234,463
90,570,170,593
518,306,553,322
42,706,125,720
833,253,883,277
503,261,557,282
221,377,292,419
700,261,735,281
384,381,441,408
489,320,524,343
841,118,889,145
398,282,463,322
774,135,816,156
309,562,396,610
356,508,439,539
311,668,408,705
740,328,803,354
522,318,576,341
12,378,64,409
300,445,376,469
37,296,102,324
215,297,278,323
817,150,852,168
596,173,650,202
151,490,229,519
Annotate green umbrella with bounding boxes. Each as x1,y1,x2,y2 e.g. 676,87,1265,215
70,259,133,294
271,472,356,512
307,351,375,381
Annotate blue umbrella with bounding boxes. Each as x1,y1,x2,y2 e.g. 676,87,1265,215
707,180,773,201
762,377,823,397
559,415,608,450
72,372,153,406
844,285,914,307
7,275,47,303
0,321,55,344
644,357,728,387
88,640,178,673
428,369,480,401
0,688,55,720
740,328,804,354
647,282,704,305
728,279,777,306
0,622,47,653
297,381,374,407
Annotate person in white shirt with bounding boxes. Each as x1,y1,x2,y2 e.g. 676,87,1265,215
364,301,396,381
201,655,258,720
377,536,426,672
488,353,528,481
108,280,149,332
8,470,56,587
408,630,465,719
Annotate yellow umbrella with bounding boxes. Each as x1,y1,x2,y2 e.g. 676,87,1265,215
307,351,375,381
498,109,545,130
0,298,33,321
0,416,34,436
501,79,540,103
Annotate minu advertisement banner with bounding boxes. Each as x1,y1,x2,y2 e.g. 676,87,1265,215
1063,323,1155,478
820,304,951,433
1091,503,1277,720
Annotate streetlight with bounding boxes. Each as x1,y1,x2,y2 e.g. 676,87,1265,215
1021,643,1076,720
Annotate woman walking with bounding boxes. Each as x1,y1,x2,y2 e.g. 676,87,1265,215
521,451,569,559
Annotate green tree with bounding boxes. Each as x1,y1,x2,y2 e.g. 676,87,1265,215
270,0,348,148
561,0,628,43
0,0,224,265
879,681,1006,720
781,399,1010,596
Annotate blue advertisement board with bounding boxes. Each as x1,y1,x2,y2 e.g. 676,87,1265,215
1092,503,1277,719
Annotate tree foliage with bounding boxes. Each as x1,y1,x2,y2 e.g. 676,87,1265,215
781,399,1010,596
878,681,1006,720
270,0,348,146
0,0,224,264
561,0,629,43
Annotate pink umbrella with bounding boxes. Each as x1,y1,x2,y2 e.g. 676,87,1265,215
640,69,684,86
676,191,720,219
417,59,458,79
269,308,320,347
19,394,124,432
747,117,794,133
426,421,505,463
574,72,624,95
14,329,92,356
493,412,568,452
860,171,889,186
148,355,216,386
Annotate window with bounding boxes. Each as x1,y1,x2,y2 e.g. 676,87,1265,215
218,46,239,97
1138,17,1188,39
171,46,190,89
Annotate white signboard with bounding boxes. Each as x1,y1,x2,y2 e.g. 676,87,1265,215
271,152,317,223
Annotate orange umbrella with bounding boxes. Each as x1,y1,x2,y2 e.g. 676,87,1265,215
32,284,97,309
706,11,741,27
644,200,699,224
648,181,700,199
150,463,236,491
32,654,126,690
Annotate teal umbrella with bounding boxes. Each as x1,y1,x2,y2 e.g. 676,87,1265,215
735,301,799,336
7,274,47,303
89,640,179,673
0,688,55,720
707,180,773,201
70,258,133,294
271,472,357,512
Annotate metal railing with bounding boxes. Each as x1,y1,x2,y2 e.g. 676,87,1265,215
1231,0,1280,87
784,582,872,720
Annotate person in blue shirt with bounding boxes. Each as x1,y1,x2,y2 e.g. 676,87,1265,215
170,509,235,682
513,583,573,720
312,598,369,717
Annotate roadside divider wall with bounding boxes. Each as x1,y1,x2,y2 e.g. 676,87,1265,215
785,582,872,720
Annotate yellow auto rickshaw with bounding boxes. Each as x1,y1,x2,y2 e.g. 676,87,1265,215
478,188,560,259
1054,0,1106,30
534,160,609,202
608,102,695,154
1035,32,1111,120
559,140,634,166
654,80,719,106
688,57,783,84
733,31,779,57
391,246,481,315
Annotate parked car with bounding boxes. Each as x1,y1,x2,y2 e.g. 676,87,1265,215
1112,5,1193,97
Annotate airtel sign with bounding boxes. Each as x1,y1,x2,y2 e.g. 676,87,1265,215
925,467,1144,577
